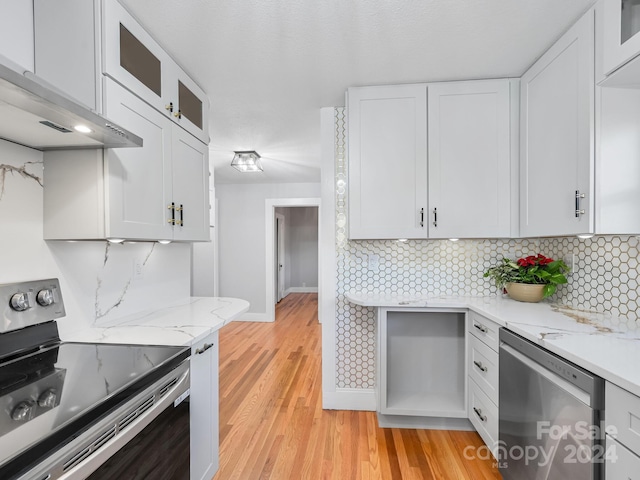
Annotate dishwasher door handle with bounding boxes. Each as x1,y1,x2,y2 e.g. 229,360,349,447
500,343,591,406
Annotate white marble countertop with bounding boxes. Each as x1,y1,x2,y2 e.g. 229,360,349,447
64,297,250,347
346,292,640,398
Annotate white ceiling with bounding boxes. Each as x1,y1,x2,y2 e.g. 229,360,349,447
119,0,595,185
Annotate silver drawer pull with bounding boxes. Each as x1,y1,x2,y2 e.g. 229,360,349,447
195,343,213,355
473,360,488,372
473,407,487,422
473,323,488,333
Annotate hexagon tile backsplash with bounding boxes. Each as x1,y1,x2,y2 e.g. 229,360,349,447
332,107,640,389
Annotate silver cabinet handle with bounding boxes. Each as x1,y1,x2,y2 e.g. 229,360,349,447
420,208,424,227
473,323,488,333
433,207,437,227
473,407,487,422
474,360,487,372
195,343,213,355
575,190,585,217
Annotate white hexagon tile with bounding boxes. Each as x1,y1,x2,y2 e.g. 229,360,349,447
333,108,640,389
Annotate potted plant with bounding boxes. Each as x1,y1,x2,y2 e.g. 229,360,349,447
484,254,570,302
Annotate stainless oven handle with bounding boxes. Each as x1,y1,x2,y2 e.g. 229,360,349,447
500,343,590,406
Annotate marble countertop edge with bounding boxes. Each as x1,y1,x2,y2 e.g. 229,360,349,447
63,297,250,347
345,291,640,398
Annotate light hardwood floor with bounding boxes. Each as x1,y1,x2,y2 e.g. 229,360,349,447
214,293,501,480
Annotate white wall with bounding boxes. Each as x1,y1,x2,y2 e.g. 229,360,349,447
0,140,191,339
0,1,34,72
285,207,318,292
217,183,320,318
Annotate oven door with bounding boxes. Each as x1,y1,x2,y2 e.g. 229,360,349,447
21,359,189,480
499,330,604,480
87,394,189,479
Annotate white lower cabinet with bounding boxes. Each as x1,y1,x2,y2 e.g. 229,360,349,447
190,331,219,480
378,309,467,418
466,312,500,452
468,335,498,401
605,381,640,478
606,435,640,479
468,378,498,450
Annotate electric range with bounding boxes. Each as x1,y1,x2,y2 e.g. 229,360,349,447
0,279,190,480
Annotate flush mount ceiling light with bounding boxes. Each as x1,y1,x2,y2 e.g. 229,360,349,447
231,150,263,173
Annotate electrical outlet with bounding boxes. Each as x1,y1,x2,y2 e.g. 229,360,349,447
564,253,578,272
367,254,380,272
133,259,144,279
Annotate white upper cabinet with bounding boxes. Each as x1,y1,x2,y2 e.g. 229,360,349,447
103,0,209,143
520,9,595,237
103,78,174,240
0,1,34,72
34,0,209,144
348,80,516,240
428,80,515,239
171,125,210,241
43,79,209,242
603,0,640,76
348,84,428,240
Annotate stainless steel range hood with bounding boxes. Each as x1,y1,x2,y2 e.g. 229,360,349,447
0,61,142,150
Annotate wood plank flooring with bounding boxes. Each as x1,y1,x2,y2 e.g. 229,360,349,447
214,293,501,480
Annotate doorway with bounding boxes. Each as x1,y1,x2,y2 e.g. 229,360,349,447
265,198,321,323
275,212,285,303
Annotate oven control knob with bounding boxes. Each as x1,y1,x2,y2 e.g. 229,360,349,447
11,401,36,422
36,289,55,307
10,292,30,311
38,389,58,409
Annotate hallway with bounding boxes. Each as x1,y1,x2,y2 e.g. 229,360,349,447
214,293,500,479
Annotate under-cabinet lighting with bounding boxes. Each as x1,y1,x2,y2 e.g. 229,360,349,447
577,234,594,239
449,238,459,242
107,238,125,244
158,240,172,244
396,238,408,242
74,124,92,134
231,150,263,172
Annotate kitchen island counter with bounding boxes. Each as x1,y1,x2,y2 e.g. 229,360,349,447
64,296,250,347
346,291,640,398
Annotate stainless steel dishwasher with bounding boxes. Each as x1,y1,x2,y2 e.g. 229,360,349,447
498,329,605,479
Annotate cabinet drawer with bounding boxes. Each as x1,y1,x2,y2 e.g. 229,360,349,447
606,382,640,454
468,378,498,450
607,435,640,479
468,311,499,352
468,334,499,404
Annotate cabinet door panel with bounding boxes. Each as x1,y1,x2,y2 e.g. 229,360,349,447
168,61,210,144
428,80,511,238
603,0,640,75
191,333,219,480
103,0,172,114
520,10,594,237
34,0,98,110
172,127,210,241
348,84,427,239
104,78,173,240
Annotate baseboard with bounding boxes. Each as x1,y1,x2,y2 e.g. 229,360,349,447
235,312,272,323
376,414,474,430
322,388,376,411
284,287,318,296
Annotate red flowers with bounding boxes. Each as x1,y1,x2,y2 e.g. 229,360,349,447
517,254,553,267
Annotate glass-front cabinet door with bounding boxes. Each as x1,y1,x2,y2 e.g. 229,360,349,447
170,62,210,144
603,0,640,75
102,0,173,115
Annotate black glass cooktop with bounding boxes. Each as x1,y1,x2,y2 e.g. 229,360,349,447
0,342,189,470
